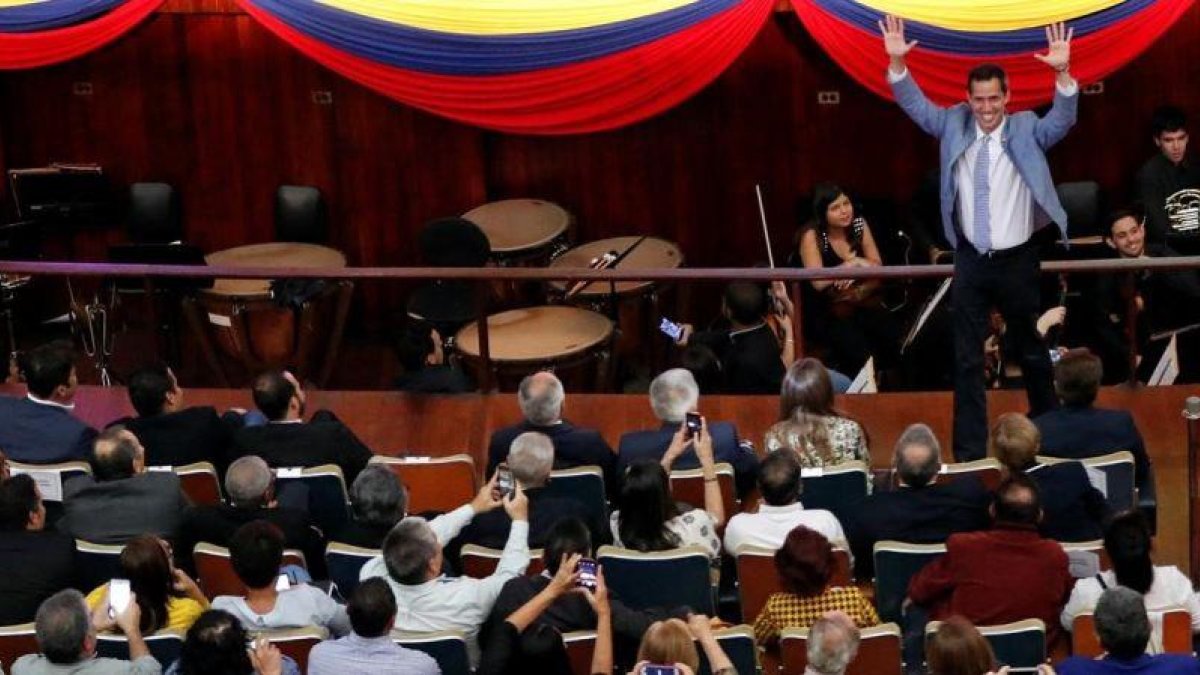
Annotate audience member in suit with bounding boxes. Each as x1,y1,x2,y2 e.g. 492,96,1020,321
178,455,325,578
332,464,406,549
908,475,1075,647
454,432,599,557
617,368,759,498
487,371,616,495
845,423,991,579
58,427,188,545
723,450,845,555
112,364,240,472
486,518,690,671
0,340,96,464
990,412,1110,542
393,320,474,394
230,370,375,484
1058,587,1200,675
1034,349,1153,498
0,474,78,625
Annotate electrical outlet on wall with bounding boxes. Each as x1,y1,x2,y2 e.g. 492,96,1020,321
72,82,93,97
311,90,333,105
817,91,840,105
1082,81,1105,95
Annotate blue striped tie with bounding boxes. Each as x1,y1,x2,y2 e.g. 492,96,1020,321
973,135,992,252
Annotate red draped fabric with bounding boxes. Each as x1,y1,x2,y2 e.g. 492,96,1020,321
791,0,1195,110
233,0,776,135
0,0,163,70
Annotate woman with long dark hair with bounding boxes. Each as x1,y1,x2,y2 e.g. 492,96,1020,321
167,609,299,675
764,358,869,471
85,535,208,633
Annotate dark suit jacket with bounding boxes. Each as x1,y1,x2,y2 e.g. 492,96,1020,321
0,395,96,464
1034,405,1151,493
58,472,187,544
617,421,759,497
692,324,785,395
845,476,992,579
178,503,326,577
0,530,78,625
1027,462,1110,542
451,487,602,555
394,365,474,394
487,421,616,495
330,519,392,550
230,412,374,484
114,406,238,471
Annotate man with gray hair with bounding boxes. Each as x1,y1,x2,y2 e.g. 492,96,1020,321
805,612,861,675
618,368,759,497
359,476,530,668
1058,587,1200,674
487,371,616,493
845,423,991,578
13,588,160,674
333,465,408,549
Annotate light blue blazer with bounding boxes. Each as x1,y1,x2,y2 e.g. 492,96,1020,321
890,71,1077,248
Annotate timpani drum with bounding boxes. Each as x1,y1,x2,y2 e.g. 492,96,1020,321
454,306,613,391
204,242,347,297
463,199,572,306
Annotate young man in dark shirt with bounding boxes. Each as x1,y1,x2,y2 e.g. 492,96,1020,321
393,320,474,394
1135,105,1200,249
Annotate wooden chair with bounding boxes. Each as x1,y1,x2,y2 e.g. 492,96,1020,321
1058,540,1112,576
368,454,477,515
542,465,608,535
0,623,38,671
324,541,379,597
258,626,327,673
872,541,946,624
170,462,222,505
75,539,124,591
393,629,471,675
598,545,713,615
929,619,1046,671
96,629,185,665
670,463,738,522
194,542,307,598
780,622,903,675
459,544,544,579
1072,608,1193,657
798,461,871,523
1038,451,1136,512
734,544,852,624
939,458,1004,490
562,630,596,675
273,464,351,536
708,625,757,675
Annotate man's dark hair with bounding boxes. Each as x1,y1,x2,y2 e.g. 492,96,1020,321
127,364,173,417
0,474,39,531
723,281,768,326
396,321,436,372
1053,349,1102,407
34,589,89,664
175,609,254,675
1105,206,1146,240
544,517,593,575
1095,587,1151,659
966,63,1008,94
1151,105,1187,138
758,451,803,506
228,520,285,589
22,341,75,400
91,426,138,482
252,371,295,421
347,578,397,638
993,475,1041,526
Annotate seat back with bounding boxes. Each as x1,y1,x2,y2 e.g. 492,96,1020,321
128,182,181,244
368,455,477,515
324,542,379,597
562,630,596,675
872,541,946,624
1055,181,1102,236
780,623,903,675
702,625,757,675
1058,540,1112,576
542,466,608,532
274,465,350,535
1038,452,1136,513
0,623,38,671
929,619,1046,671
275,185,327,244
734,544,852,624
670,463,737,522
940,458,1004,491
460,545,544,579
597,545,713,614
169,462,222,506
96,629,184,666
194,542,307,598
394,629,471,675
8,461,91,502
1073,608,1193,657
258,626,327,673
798,461,870,522
75,540,124,591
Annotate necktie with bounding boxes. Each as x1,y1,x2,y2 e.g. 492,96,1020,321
974,135,992,252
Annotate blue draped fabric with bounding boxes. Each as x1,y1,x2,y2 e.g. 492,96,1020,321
814,0,1157,55
0,0,124,32
251,0,741,75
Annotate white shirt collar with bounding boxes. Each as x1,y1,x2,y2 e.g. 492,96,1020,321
25,393,74,411
269,418,304,425
758,502,804,514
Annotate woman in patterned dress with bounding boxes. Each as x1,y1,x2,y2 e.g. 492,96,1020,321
764,358,871,473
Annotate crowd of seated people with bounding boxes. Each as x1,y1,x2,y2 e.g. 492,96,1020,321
0,338,1187,675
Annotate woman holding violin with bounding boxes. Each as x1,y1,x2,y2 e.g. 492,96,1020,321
796,183,901,380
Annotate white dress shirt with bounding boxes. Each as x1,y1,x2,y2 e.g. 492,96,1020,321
722,502,847,557
954,116,1038,251
1060,565,1200,653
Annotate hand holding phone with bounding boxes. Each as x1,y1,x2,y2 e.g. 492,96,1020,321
659,317,684,341
643,665,681,675
575,558,598,591
274,573,291,592
496,464,515,499
108,579,131,619
684,411,702,440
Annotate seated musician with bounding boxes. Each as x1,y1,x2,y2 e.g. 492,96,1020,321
795,183,901,384
393,320,474,394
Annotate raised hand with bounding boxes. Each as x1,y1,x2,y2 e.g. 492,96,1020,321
1034,22,1072,71
878,15,918,60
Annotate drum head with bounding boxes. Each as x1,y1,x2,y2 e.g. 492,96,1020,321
205,243,346,297
463,199,570,254
550,236,683,296
455,306,612,362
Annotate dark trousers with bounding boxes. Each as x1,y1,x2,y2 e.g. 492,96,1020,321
952,242,1057,460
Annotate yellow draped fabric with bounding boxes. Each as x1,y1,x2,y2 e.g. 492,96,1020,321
852,0,1125,31
310,0,697,35
0,0,43,8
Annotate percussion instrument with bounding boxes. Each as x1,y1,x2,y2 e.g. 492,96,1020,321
463,199,572,306
204,243,346,297
454,306,613,391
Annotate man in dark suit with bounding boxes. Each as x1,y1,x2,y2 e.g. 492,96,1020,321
487,372,616,493
617,368,758,498
230,370,375,484
112,363,240,471
846,423,991,579
57,427,188,544
0,474,77,625
0,341,96,464
178,455,325,576
1034,349,1152,497
393,320,474,394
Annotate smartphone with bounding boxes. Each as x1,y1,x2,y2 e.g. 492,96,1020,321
685,411,702,439
274,573,290,592
658,317,684,341
1049,349,1063,364
496,464,515,498
644,665,680,675
108,578,131,618
576,558,598,591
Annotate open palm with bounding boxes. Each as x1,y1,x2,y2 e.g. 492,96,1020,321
1034,22,1072,70
878,14,917,57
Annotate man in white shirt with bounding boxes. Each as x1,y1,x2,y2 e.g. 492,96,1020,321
359,477,530,667
723,450,845,555
881,16,1078,461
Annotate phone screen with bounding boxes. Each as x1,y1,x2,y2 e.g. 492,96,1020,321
658,317,683,341
644,665,680,675
274,574,290,591
108,578,131,617
497,465,515,498
685,411,702,438
576,558,598,591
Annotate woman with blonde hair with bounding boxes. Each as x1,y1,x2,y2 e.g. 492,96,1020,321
635,615,737,675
